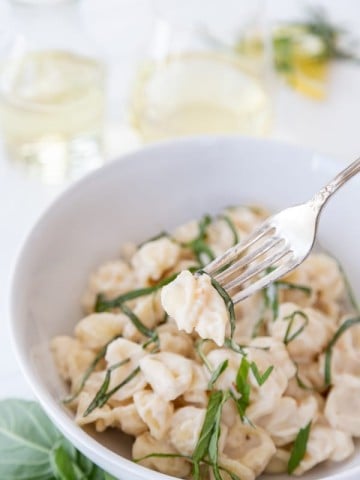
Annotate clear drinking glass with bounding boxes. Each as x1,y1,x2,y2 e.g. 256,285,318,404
0,0,106,183
130,0,273,142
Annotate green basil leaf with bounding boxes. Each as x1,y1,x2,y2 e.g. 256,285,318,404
0,399,61,479
287,421,312,474
0,399,112,480
51,443,80,480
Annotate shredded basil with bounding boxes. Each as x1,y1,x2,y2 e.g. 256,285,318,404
208,360,229,390
283,310,309,345
134,452,241,480
261,273,312,323
234,357,251,419
95,266,199,313
208,391,230,480
205,274,236,341
276,281,312,296
221,215,239,246
195,339,213,372
233,356,273,421
223,338,247,355
287,421,312,474
134,452,191,462
183,215,215,267
324,316,360,386
95,272,180,312
250,362,274,386
263,281,279,321
336,260,360,314
84,365,140,417
119,303,159,348
294,362,316,391
192,391,224,480
138,231,169,248
63,334,122,404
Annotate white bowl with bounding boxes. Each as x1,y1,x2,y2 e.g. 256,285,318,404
11,136,360,480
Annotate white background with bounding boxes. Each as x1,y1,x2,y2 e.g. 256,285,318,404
0,0,359,399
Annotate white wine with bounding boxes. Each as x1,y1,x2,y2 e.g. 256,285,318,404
0,50,105,182
131,52,271,142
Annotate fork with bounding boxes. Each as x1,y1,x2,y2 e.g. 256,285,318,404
204,158,360,304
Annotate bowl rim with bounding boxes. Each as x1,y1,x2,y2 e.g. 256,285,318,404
10,135,358,480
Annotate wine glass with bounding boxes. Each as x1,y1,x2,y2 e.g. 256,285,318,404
129,0,273,142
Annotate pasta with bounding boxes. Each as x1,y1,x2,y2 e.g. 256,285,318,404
51,205,360,479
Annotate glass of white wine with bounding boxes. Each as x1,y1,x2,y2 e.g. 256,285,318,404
0,0,106,183
130,0,273,142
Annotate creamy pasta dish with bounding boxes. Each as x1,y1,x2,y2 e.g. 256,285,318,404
52,205,360,479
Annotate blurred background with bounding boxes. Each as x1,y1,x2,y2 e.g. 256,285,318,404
0,0,360,397
0,0,359,183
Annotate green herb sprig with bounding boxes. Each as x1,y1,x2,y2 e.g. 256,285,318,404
274,7,360,75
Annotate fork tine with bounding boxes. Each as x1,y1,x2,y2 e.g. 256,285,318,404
205,221,273,276
231,258,298,304
214,235,284,284
224,246,292,293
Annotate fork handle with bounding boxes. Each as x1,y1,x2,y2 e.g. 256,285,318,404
310,157,360,210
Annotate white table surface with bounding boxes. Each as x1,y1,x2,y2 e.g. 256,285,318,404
0,0,359,400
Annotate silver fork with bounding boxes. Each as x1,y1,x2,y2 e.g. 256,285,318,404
204,158,360,304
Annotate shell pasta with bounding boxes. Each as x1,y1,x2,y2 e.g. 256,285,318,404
52,205,360,479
